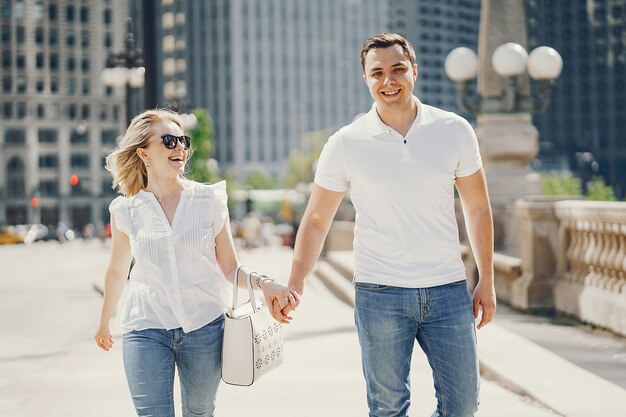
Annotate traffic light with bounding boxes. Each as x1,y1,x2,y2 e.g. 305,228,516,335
69,174,79,187
30,196,40,208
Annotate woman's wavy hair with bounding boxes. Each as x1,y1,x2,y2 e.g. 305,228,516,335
106,109,189,196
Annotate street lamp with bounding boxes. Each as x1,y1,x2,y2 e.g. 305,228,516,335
101,18,145,126
445,43,563,115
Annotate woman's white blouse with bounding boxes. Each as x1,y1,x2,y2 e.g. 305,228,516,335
109,180,229,333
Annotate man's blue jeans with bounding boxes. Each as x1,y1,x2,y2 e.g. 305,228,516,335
355,280,479,417
122,315,224,417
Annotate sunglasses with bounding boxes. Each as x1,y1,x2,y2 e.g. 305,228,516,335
158,134,191,150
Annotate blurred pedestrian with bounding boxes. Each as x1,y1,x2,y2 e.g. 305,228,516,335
240,212,262,249
284,33,495,417
94,109,298,417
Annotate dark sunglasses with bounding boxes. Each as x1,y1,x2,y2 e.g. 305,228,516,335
159,134,191,150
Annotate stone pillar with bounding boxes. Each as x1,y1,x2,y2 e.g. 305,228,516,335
475,113,541,253
512,198,561,311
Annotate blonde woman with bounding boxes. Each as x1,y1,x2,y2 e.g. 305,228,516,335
95,109,298,417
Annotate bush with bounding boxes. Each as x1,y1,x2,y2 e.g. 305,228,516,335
586,176,617,201
541,173,581,196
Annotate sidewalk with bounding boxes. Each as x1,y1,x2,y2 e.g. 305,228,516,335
317,250,626,417
219,247,560,417
2,242,624,416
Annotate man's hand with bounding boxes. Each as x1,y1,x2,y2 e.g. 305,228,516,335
472,279,496,329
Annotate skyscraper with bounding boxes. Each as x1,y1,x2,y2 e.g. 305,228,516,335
149,0,389,178
387,0,481,113
0,0,128,228
526,0,626,197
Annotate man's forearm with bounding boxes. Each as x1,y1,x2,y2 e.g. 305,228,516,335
465,206,494,282
288,215,333,293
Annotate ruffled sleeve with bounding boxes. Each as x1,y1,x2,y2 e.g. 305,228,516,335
109,196,130,236
211,180,229,234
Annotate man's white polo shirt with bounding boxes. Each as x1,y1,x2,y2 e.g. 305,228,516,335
314,97,482,288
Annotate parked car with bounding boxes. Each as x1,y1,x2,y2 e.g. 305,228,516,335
0,225,28,245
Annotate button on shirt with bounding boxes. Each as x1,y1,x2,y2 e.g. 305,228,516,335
314,97,482,288
109,180,229,333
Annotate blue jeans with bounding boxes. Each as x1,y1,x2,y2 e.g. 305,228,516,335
355,280,479,417
122,315,224,417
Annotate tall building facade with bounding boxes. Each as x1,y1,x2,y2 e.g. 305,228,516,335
526,0,626,197
0,0,128,228
387,0,481,113
149,0,389,178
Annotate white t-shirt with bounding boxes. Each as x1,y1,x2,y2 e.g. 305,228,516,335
109,180,229,333
314,97,482,288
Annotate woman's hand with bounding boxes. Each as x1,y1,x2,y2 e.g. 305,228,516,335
94,324,115,351
259,278,300,324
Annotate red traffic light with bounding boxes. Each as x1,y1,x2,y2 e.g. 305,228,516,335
30,196,40,208
69,174,79,187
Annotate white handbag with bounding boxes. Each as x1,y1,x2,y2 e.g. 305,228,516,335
221,267,284,386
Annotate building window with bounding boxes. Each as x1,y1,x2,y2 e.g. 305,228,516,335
50,78,58,93
39,129,58,143
49,3,57,20
13,1,25,19
104,32,112,48
80,30,89,47
50,53,58,70
1,25,9,42
17,76,26,93
70,154,90,169
81,104,90,119
80,6,89,23
82,79,89,95
103,9,112,24
3,75,11,92
16,102,26,118
68,104,77,119
3,102,11,118
7,157,26,198
16,26,24,43
35,26,44,44
66,5,74,22
37,104,45,118
36,53,44,68
2,52,10,68
68,78,76,95
71,130,88,144
49,28,58,45
81,57,89,72
101,129,118,144
36,78,44,92
39,155,59,168
67,29,75,46
40,180,59,196
35,2,45,20
5,129,25,144
16,52,25,68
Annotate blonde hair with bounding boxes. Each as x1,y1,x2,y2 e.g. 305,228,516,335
106,109,185,196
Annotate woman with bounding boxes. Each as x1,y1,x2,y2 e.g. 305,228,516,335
94,109,298,417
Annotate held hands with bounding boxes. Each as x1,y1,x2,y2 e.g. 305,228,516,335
94,324,115,351
258,277,300,324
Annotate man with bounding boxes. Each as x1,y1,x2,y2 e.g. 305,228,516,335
282,33,495,417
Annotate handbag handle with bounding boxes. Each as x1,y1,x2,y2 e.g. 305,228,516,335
231,266,259,312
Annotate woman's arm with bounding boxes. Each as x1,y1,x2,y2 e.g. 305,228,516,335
95,214,133,351
215,217,299,323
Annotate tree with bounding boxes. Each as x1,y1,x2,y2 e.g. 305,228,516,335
187,108,220,183
283,129,332,188
245,170,279,189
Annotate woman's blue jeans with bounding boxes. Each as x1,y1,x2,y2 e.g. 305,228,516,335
122,315,224,417
355,280,480,417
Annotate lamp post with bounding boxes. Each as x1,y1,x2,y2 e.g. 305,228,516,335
445,43,562,115
101,18,145,126
443,0,563,251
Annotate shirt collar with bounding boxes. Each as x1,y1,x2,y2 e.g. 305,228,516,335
365,96,433,139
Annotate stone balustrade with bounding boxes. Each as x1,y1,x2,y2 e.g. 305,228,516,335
553,201,626,336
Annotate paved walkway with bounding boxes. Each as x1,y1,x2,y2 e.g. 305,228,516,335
1,242,625,416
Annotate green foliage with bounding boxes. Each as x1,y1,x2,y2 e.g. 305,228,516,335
541,173,581,196
586,176,617,201
187,108,221,183
245,170,279,189
283,129,332,188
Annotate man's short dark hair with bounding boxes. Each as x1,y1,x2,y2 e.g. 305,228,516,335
360,33,417,73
